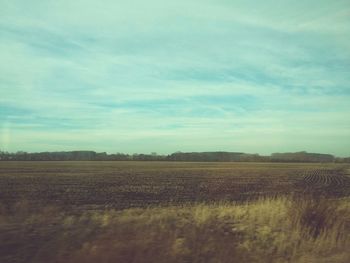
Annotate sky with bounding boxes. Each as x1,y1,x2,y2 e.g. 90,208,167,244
1,0,350,156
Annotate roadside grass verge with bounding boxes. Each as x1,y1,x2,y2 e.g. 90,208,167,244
0,196,349,263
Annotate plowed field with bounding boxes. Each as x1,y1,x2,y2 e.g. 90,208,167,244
0,162,349,209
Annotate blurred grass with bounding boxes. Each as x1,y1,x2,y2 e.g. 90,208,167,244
0,196,349,263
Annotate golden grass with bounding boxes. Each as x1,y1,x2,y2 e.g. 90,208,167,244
0,197,349,263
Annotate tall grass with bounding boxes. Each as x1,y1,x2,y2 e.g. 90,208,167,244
0,196,349,263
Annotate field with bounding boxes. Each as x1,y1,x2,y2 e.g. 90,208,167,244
0,161,350,263
1,161,350,209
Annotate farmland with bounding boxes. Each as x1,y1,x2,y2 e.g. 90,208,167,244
0,161,350,263
0,161,349,210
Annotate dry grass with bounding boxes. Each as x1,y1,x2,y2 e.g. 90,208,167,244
1,162,349,262
1,196,349,263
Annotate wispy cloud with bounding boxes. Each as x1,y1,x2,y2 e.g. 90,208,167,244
1,0,350,156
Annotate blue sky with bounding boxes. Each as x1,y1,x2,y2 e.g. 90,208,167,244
1,0,350,156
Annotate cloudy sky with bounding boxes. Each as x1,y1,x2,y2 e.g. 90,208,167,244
1,0,350,156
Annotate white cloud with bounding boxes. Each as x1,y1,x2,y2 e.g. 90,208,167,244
1,0,350,155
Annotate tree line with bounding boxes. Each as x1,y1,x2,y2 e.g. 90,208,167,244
0,150,349,163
